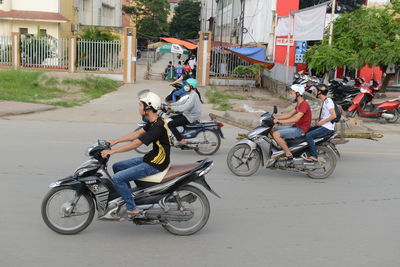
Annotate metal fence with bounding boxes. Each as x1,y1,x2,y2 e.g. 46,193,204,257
77,39,122,72
210,47,255,79
21,36,68,69
0,36,12,66
268,63,296,85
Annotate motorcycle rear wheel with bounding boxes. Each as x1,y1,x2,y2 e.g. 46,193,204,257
41,186,95,235
307,146,337,179
385,110,399,123
227,144,261,176
162,185,210,236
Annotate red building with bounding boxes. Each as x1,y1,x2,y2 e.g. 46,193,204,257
273,0,384,84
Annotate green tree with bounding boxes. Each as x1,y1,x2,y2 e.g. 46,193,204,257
305,2,400,92
170,0,201,39
79,27,119,41
123,0,170,45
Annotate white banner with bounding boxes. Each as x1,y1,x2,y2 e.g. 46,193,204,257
276,16,290,36
293,4,327,41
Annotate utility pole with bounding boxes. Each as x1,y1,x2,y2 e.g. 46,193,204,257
220,0,224,46
328,0,336,45
240,0,245,47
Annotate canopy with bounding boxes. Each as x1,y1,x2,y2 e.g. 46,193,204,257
223,47,275,69
147,41,166,50
157,43,190,55
161,37,198,50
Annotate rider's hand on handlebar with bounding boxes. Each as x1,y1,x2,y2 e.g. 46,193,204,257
273,118,280,125
108,140,118,147
101,150,112,159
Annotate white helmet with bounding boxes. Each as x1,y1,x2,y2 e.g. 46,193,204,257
290,84,305,96
137,90,161,110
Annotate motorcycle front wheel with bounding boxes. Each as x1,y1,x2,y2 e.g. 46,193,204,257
306,146,337,179
227,144,261,176
162,185,210,236
193,130,221,155
134,127,153,154
41,186,95,235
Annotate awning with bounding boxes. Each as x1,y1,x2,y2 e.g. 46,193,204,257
161,37,198,50
223,47,275,69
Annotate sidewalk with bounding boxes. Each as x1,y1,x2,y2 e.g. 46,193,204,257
0,53,224,124
1,54,399,134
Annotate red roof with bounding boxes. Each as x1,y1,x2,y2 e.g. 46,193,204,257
161,37,197,50
0,10,69,22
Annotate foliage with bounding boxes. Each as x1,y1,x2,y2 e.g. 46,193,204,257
79,27,119,41
233,64,264,76
305,2,400,90
123,0,170,46
170,0,201,39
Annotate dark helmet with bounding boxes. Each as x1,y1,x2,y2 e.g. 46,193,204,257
314,83,329,96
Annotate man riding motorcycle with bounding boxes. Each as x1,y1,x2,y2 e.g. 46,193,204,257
305,84,337,162
167,79,202,145
271,84,312,159
101,91,170,220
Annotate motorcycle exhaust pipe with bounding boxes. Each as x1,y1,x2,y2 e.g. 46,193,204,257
381,113,394,119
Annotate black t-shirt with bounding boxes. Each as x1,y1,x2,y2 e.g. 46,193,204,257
139,117,171,171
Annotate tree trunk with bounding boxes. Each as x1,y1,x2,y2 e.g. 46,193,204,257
380,64,399,93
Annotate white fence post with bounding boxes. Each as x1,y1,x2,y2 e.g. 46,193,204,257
69,36,76,72
123,27,136,84
197,31,212,86
11,32,20,70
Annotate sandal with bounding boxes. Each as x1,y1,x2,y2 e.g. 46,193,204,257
305,156,318,162
119,210,144,222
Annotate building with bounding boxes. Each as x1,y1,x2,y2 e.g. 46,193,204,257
0,0,69,38
208,0,276,53
75,0,122,29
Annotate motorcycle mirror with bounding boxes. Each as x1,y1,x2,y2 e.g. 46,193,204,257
273,106,278,114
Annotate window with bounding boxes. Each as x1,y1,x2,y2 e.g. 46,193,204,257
19,28,28,34
40,29,47,36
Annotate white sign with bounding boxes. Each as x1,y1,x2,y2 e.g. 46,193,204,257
276,38,294,46
171,44,184,54
293,4,327,41
131,57,136,62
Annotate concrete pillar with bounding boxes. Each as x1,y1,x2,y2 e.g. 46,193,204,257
197,31,212,86
123,27,137,84
11,32,20,70
69,36,76,72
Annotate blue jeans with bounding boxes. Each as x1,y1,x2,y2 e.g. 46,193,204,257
112,157,159,210
306,126,334,158
275,126,304,139
172,87,186,102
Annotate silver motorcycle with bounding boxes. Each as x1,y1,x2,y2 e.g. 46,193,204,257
227,107,339,179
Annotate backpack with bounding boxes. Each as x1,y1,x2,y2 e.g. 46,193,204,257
319,98,341,123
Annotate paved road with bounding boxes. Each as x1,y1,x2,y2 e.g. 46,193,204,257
1,118,399,267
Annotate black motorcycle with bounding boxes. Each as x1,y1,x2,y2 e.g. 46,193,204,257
41,140,219,236
227,107,339,179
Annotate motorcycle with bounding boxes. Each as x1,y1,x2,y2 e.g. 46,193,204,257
347,87,400,123
226,107,339,179
135,97,224,155
41,140,219,236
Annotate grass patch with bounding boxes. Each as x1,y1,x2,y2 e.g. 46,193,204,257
0,70,121,107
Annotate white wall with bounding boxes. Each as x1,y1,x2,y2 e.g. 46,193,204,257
78,0,122,27
11,0,59,12
200,0,217,32
242,0,275,44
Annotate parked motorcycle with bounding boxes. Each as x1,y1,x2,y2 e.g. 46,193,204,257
347,87,400,123
226,107,339,179
41,140,219,236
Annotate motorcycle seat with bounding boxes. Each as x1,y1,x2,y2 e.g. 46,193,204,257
185,121,200,127
137,162,202,184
